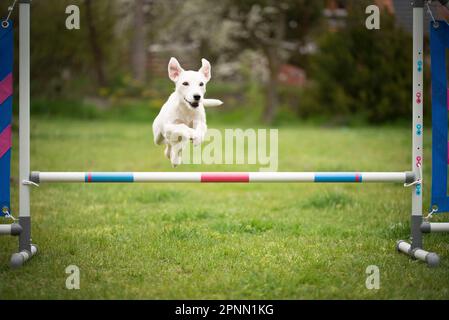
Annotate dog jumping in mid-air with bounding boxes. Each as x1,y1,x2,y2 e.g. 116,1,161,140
152,57,223,167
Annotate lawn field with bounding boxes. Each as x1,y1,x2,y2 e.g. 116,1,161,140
1,118,449,299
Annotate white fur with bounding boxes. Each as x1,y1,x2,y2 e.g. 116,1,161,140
152,57,223,167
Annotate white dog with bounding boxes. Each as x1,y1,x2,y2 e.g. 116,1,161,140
152,57,223,167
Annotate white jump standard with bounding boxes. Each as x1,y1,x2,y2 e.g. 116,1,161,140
1,0,449,269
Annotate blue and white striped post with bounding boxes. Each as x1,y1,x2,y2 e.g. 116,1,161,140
0,19,13,218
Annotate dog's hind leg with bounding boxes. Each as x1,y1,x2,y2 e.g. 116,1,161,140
153,125,165,145
170,143,182,167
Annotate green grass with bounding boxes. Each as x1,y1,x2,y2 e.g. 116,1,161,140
1,118,449,299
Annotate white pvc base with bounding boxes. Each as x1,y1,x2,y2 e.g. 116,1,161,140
10,244,37,269
397,240,439,267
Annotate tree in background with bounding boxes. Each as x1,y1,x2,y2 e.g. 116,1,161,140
16,0,118,97
122,0,186,82
157,0,229,64
301,1,415,124
224,0,323,123
84,0,108,87
130,0,147,83
128,0,169,83
1,0,419,125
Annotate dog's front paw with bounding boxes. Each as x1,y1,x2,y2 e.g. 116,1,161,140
191,138,201,146
171,157,182,167
191,133,203,146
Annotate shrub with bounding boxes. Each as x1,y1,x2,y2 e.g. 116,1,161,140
299,4,427,124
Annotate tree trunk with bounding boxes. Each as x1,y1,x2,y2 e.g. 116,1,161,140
263,47,280,124
131,0,147,83
261,10,285,124
84,0,107,87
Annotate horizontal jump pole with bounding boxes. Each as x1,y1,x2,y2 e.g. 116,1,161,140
30,171,415,184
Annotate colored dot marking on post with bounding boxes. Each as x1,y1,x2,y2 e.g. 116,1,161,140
416,92,422,104
416,184,421,195
416,124,422,136
417,61,423,72
416,156,422,167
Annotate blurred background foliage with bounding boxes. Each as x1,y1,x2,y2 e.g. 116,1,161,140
0,0,444,125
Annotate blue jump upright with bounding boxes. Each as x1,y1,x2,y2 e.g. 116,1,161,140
430,21,449,214
0,20,13,218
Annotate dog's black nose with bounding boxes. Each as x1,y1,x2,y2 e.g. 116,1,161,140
193,95,201,101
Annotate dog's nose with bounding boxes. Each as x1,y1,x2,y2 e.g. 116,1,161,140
193,95,201,101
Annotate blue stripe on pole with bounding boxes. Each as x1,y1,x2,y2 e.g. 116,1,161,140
314,173,362,183
0,22,13,80
85,172,134,183
430,21,449,214
0,21,13,217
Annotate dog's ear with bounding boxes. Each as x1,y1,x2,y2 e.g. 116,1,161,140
199,58,211,82
168,57,184,82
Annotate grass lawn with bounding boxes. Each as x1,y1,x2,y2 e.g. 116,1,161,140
1,118,449,299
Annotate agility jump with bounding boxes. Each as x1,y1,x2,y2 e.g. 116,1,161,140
1,0,449,268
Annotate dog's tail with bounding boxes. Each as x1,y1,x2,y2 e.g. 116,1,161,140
203,99,223,108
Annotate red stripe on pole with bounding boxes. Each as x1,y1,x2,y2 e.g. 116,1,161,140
0,73,13,105
201,172,249,183
87,172,92,182
0,125,11,158
355,173,361,182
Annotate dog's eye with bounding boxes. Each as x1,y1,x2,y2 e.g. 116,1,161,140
199,82,204,87
182,82,189,86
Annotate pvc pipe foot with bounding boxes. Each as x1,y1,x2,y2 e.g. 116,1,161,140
396,240,439,267
396,240,412,254
10,244,38,269
426,252,440,268
10,253,24,268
